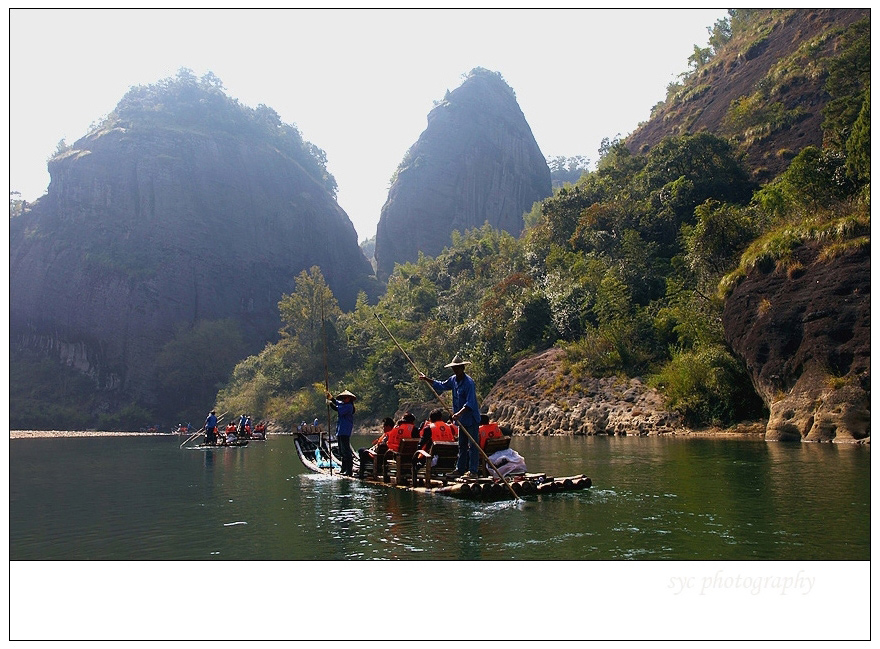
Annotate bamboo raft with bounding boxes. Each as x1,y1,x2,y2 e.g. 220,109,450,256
294,432,591,502
187,439,250,449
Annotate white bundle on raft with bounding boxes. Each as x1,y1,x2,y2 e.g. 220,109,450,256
486,448,527,478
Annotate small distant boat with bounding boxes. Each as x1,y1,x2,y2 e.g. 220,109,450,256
293,431,591,502
186,439,250,450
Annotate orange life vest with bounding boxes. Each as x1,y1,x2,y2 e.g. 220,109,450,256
430,421,456,443
386,422,415,452
479,422,504,448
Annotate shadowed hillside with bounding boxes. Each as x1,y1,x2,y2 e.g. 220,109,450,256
10,70,379,428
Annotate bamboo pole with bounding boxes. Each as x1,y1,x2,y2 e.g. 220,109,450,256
373,313,522,503
321,294,333,476
180,411,228,448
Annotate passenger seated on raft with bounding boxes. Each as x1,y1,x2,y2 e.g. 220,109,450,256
413,409,457,473
358,417,394,479
377,412,418,474
386,412,417,452
478,414,504,449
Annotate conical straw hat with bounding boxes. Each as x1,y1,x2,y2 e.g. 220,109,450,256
444,353,471,368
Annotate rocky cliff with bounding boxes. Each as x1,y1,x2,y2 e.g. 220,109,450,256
482,348,683,436
10,74,377,415
627,9,869,184
374,68,552,281
722,242,870,443
626,9,871,182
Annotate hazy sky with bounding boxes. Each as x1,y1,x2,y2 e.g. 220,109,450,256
10,8,727,241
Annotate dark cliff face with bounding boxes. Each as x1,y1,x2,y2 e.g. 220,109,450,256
722,244,870,442
10,103,375,411
374,69,552,281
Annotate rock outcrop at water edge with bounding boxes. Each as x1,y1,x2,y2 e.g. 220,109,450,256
483,348,683,436
722,242,870,443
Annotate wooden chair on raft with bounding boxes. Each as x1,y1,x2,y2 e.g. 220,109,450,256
358,444,387,480
412,441,460,487
383,438,421,485
480,436,513,477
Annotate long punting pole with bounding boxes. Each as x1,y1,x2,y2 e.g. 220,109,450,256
180,411,228,448
374,313,522,503
321,294,333,476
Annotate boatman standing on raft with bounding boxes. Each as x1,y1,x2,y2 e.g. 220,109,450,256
420,354,481,479
205,410,218,446
326,389,357,476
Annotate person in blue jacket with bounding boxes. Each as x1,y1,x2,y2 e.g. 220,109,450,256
420,354,481,479
326,389,357,476
205,411,218,446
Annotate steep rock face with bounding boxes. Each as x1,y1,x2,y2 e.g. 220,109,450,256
10,116,375,407
627,9,869,184
483,348,683,436
375,69,551,281
722,245,870,442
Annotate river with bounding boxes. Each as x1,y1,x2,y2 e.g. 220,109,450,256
9,432,869,640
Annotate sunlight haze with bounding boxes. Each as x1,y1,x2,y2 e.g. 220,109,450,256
10,8,727,241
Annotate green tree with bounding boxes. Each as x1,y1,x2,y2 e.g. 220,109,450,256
278,266,341,359
681,200,761,285
650,344,764,426
154,318,247,420
688,44,712,69
548,155,591,187
758,146,853,213
845,87,870,187
708,15,732,55
9,191,26,218
822,18,870,152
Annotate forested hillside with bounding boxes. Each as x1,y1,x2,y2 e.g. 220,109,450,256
218,9,869,441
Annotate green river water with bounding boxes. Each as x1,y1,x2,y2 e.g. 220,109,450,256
9,432,869,640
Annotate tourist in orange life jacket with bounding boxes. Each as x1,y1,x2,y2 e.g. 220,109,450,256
413,408,457,474
417,409,457,452
385,412,417,452
479,413,504,449
358,417,394,479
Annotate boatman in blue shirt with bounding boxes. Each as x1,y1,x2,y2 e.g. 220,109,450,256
326,389,357,476
420,353,482,479
205,410,218,446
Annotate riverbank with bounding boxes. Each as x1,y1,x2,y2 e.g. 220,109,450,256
10,430,177,439
10,426,765,440
13,421,868,443
9,430,297,439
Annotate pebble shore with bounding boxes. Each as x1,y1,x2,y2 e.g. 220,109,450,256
10,430,177,439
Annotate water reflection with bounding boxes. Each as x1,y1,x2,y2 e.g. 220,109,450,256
8,434,869,561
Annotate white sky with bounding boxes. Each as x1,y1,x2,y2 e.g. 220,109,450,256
9,7,728,242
